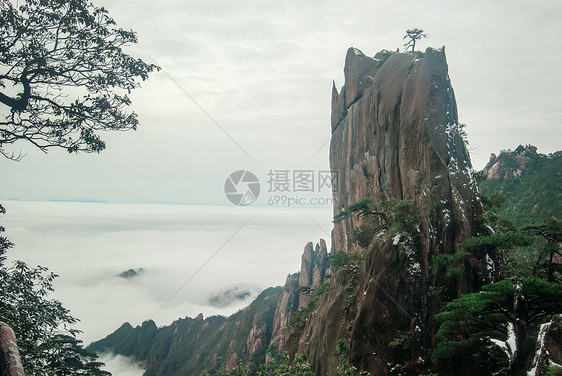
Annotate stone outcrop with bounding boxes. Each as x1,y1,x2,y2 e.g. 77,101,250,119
268,240,329,357
287,46,488,375
0,322,25,376
298,240,328,308
267,273,299,359
485,144,538,180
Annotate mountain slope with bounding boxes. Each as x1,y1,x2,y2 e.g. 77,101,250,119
478,145,561,226
88,287,282,376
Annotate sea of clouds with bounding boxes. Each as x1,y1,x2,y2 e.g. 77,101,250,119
2,200,333,375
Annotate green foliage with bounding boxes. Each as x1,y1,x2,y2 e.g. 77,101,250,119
204,350,372,376
335,365,371,376
547,364,562,376
201,362,249,376
331,338,370,376
291,285,327,329
479,149,561,227
334,198,417,249
480,191,516,233
388,332,411,364
0,0,159,159
466,190,538,280
375,50,394,68
385,198,416,234
333,198,374,223
433,157,562,373
296,286,311,294
461,232,532,253
46,334,111,375
0,204,13,265
523,218,562,282
257,354,315,376
329,250,365,278
353,225,376,248
0,258,110,375
1,204,110,374
330,251,351,272
203,354,317,376
328,250,364,308
332,338,350,356
434,278,562,373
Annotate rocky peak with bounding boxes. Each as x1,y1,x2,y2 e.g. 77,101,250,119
268,240,329,357
298,240,328,308
330,46,480,254
343,48,380,108
485,144,539,180
287,46,488,375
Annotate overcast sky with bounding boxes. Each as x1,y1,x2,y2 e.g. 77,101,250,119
1,0,561,204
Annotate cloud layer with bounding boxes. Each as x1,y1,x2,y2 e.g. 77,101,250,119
3,201,332,346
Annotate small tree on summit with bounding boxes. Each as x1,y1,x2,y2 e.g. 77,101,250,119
403,28,428,52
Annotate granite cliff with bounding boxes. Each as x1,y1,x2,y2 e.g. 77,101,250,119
284,46,489,375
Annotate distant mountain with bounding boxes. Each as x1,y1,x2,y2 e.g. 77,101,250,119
118,268,145,279
88,287,282,376
478,145,561,226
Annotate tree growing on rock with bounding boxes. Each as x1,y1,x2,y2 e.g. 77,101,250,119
403,28,428,52
0,0,158,159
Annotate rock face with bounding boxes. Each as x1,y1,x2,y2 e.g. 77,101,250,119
298,240,328,308
268,273,299,358
330,47,480,255
485,144,538,180
118,268,145,279
287,47,488,375
0,322,25,376
268,240,329,357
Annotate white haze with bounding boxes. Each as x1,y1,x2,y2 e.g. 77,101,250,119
2,200,333,375
98,354,145,376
